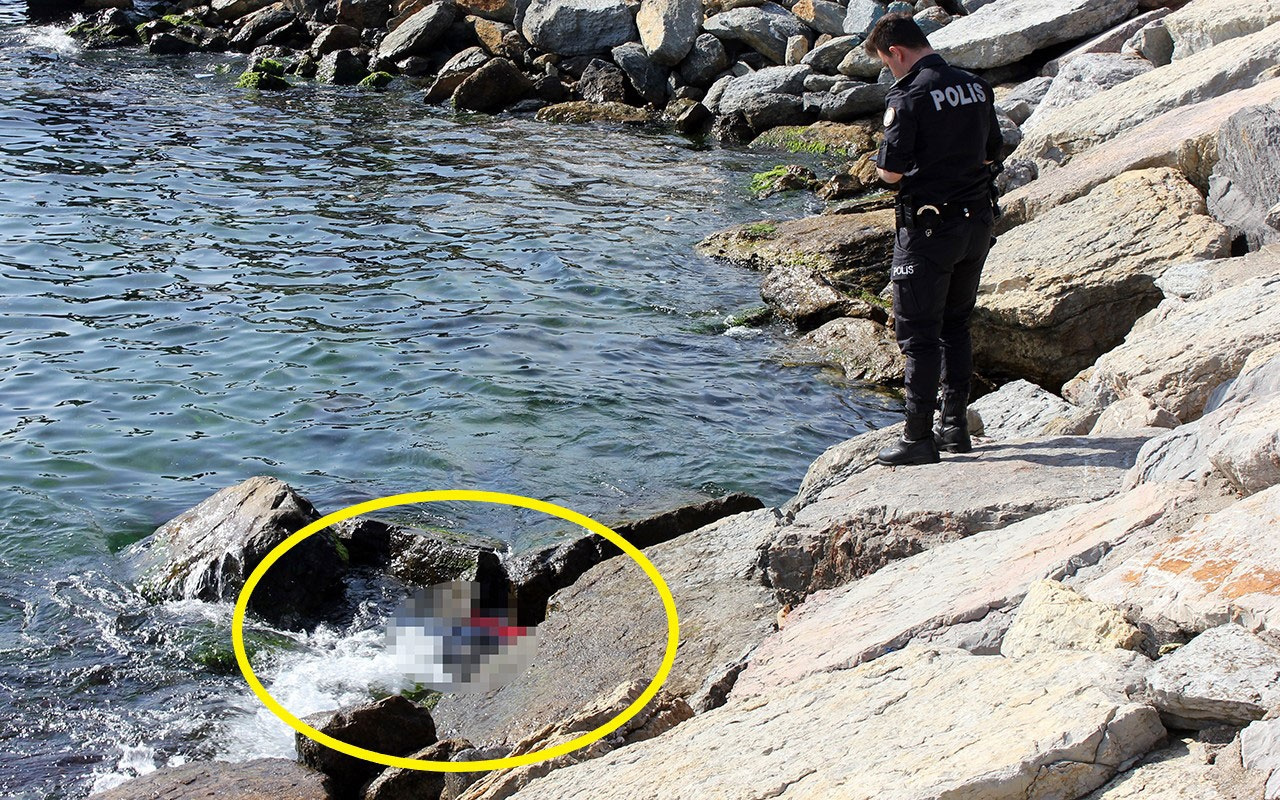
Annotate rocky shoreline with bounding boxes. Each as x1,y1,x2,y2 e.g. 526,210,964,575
60,0,1280,796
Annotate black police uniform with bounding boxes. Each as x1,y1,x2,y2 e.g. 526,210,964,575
876,52,1002,456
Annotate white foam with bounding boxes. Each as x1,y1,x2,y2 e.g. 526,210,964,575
23,22,81,55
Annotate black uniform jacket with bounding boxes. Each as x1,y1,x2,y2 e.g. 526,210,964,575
876,53,1003,207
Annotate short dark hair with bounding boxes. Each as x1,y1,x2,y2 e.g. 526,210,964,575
864,13,931,56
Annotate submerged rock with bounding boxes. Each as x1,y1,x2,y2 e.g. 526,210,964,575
535,100,653,123
126,476,346,629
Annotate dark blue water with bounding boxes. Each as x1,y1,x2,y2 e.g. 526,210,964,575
0,4,897,796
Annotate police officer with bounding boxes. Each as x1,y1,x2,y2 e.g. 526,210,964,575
867,13,1004,467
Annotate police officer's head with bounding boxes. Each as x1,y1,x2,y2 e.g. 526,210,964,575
865,13,935,79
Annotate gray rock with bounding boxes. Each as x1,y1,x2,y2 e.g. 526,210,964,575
317,47,368,84
1241,717,1280,797
212,0,276,23
1043,7,1173,76
1147,624,1280,729
836,43,883,79
452,56,535,111
424,46,489,103
1208,99,1280,250
969,379,1078,441
739,91,810,130
761,264,848,329
359,739,471,800
329,0,391,29
677,33,730,86
765,432,1153,602
373,2,454,63
611,41,669,105
1164,0,1280,61
716,64,810,115
310,23,361,56
521,0,638,56
229,2,296,50
805,80,886,120
800,317,903,384
577,58,631,103
125,477,345,630
149,30,201,54
784,424,906,515
1024,53,1155,134
800,33,861,73
928,0,1139,70
1126,18,1174,67
89,759,333,800
913,6,949,36
297,696,437,798
791,0,845,36
842,0,883,36
998,74,1052,123
703,2,813,65
636,0,701,65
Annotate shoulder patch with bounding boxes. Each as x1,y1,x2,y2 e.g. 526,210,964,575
883,106,896,127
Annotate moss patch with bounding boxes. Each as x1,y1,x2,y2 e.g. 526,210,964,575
358,71,394,89
741,221,778,241
235,70,290,90
726,305,773,328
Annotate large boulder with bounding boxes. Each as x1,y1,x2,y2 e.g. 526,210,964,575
488,647,1164,800
520,0,637,56
1207,99,1280,249
125,477,346,630
676,33,729,86
1163,0,1280,60
716,65,810,115
90,759,333,800
611,41,668,105
1022,53,1154,134
696,210,895,297
791,0,844,37
1063,273,1280,423
999,79,1280,231
1043,8,1173,76
1084,483,1280,636
635,0,700,66
972,168,1231,389
1242,717,1280,799
702,2,812,65
924,0,1139,70
429,509,783,745
451,57,535,112
372,1,454,63
764,433,1153,602
1146,623,1280,729
1014,23,1280,172
296,696,437,799
423,47,489,103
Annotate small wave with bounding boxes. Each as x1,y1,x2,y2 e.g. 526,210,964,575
88,745,188,795
19,20,81,55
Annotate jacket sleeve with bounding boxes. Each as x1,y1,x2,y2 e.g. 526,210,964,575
984,82,1003,163
876,89,917,174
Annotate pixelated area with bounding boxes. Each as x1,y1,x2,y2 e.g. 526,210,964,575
387,580,538,693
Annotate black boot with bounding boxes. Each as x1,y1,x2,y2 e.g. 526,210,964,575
934,398,971,454
876,413,940,467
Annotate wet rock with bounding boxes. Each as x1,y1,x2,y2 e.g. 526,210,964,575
758,261,843,328
1014,23,1280,172
359,738,472,800
66,8,141,48
1208,99,1280,250
536,99,653,123
317,48,369,83
498,647,1164,800
669,97,711,132
799,317,902,383
816,153,879,199
310,23,360,55
791,0,843,36
1023,53,1155,134
454,680,693,799
373,2,454,63
149,29,202,53
703,2,812,65
1064,273,1280,424
925,0,1138,70
456,0,514,23
765,433,1151,603
999,78,1280,231
676,33,729,86
90,758,334,800
452,56,534,111
430,508,782,746
387,526,506,594
424,46,489,102
1084,483,1280,636
126,477,344,630
800,33,861,74
636,0,700,65
576,58,630,103
746,481,1194,693
504,492,763,626
611,41,668,105
1002,579,1143,658
297,696,437,799
1163,0,1280,61
1147,624,1280,729
520,0,637,56
968,379,1077,441
697,210,895,296
973,168,1231,389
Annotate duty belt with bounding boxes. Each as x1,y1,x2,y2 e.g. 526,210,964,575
895,199,979,232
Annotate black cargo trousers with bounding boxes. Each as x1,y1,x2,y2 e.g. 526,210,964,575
890,205,994,421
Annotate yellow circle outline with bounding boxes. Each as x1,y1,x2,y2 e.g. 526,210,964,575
232,489,680,772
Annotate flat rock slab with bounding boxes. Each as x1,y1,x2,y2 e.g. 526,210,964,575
430,509,782,745
765,433,1149,601
696,210,895,296
487,647,1164,800
1085,483,1280,635
970,379,1078,440
1164,0,1280,60
740,481,1194,695
1065,274,1280,423
1147,623,1280,728
90,759,333,799
925,0,1138,70
974,167,1230,388
1015,23,1280,171
1000,80,1280,231
784,424,905,514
